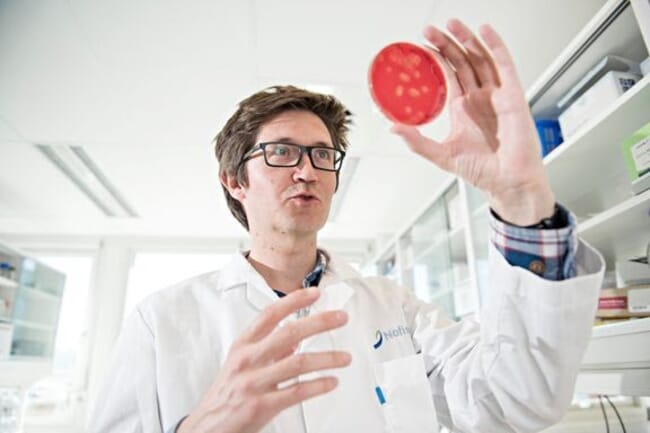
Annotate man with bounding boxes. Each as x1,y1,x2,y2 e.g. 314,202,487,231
91,20,604,433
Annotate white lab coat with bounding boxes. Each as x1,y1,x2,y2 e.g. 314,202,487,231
90,240,604,433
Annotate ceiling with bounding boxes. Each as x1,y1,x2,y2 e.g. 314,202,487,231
0,0,605,249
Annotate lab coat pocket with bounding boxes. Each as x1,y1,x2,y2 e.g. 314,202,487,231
374,353,439,433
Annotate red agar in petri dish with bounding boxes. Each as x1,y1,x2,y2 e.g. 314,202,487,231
369,42,447,126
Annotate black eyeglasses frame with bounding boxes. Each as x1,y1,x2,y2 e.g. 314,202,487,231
237,141,346,173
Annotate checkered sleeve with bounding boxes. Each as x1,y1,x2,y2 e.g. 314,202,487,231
489,204,578,280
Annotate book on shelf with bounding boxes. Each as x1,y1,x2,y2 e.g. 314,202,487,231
621,122,650,194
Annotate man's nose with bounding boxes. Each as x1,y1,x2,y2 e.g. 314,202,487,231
293,151,318,181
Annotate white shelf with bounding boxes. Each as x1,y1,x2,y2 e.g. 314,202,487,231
13,319,55,332
578,189,650,266
582,318,650,370
577,318,650,396
20,286,62,303
591,316,650,338
0,275,18,289
543,74,650,219
575,368,650,396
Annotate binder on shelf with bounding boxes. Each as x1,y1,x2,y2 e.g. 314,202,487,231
621,121,650,194
535,119,563,156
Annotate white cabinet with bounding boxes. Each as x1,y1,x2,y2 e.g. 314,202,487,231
365,177,483,320
528,0,650,396
0,241,65,386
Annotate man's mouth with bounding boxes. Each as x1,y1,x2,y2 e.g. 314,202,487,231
289,193,320,203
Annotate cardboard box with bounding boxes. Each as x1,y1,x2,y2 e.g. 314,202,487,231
631,173,650,194
597,286,650,318
642,57,650,76
559,70,640,138
629,285,650,313
616,258,650,286
556,55,640,110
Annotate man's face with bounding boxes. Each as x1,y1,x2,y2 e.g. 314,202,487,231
237,110,338,237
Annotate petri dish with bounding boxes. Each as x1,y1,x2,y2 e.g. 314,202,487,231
369,42,447,125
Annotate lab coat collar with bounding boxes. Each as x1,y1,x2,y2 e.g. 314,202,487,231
320,252,360,284
218,248,360,313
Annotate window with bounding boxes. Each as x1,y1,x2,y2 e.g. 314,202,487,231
36,256,93,380
22,254,94,431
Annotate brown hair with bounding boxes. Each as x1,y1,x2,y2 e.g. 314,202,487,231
214,85,353,231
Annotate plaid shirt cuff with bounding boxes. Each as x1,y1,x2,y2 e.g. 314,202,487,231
490,204,578,280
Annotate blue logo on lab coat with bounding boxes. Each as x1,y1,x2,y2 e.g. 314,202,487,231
372,325,410,349
373,330,383,349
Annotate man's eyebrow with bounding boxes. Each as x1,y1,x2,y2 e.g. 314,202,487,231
270,137,334,147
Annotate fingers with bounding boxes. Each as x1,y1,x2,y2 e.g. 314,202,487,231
423,20,514,91
261,376,339,414
447,19,500,87
254,309,349,365
255,351,352,391
239,287,320,344
424,25,479,92
478,23,522,87
391,124,452,171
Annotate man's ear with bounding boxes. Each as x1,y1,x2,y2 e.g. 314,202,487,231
220,171,246,202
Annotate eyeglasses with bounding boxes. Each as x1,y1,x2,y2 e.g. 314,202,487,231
238,142,346,172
